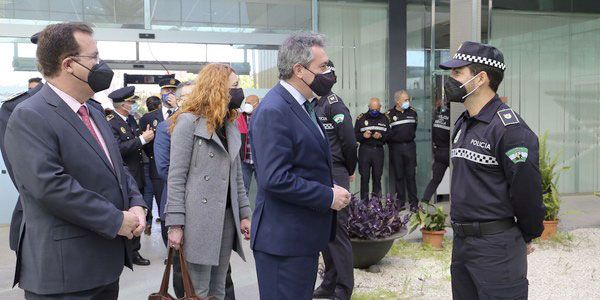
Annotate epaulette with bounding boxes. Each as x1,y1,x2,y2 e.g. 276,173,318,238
327,94,339,105
2,91,27,103
497,108,519,126
106,114,115,121
357,113,364,120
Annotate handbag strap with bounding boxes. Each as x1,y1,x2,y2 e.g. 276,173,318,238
157,247,174,296
178,248,198,297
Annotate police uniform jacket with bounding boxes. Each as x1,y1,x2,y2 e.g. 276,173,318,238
354,111,389,147
315,92,357,175
450,95,545,242
386,107,417,144
107,112,144,190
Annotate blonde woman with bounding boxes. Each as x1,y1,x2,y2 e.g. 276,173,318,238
165,63,251,299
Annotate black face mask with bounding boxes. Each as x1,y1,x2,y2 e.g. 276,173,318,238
302,67,337,96
229,88,245,109
71,60,114,93
444,74,482,103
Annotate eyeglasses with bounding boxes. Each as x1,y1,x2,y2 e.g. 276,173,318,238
73,54,100,64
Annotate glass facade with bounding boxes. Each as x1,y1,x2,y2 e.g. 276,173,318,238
490,3,600,194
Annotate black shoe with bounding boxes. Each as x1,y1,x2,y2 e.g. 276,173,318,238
132,252,151,266
156,218,161,223
164,258,168,265
410,204,419,213
313,286,333,299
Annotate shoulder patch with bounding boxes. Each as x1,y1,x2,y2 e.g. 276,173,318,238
327,94,339,105
333,113,345,124
2,91,27,103
506,147,528,164
106,114,114,121
358,113,364,120
497,108,519,126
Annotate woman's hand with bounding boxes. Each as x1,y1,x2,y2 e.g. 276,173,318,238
240,219,251,240
168,226,184,250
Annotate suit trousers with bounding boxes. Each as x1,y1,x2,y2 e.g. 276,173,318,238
25,280,119,300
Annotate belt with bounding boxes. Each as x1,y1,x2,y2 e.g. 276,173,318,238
451,219,515,237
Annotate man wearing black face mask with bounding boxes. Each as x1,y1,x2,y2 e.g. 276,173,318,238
355,97,389,200
441,41,544,299
4,22,147,299
140,78,180,225
313,60,357,300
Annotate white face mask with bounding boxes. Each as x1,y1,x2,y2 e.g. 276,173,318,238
242,103,254,114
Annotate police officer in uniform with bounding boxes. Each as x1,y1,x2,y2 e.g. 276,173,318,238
421,100,450,202
139,78,180,224
386,90,418,210
312,61,357,300
355,97,389,200
441,41,545,299
107,86,154,266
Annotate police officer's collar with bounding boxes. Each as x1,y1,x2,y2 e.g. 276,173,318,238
464,95,503,123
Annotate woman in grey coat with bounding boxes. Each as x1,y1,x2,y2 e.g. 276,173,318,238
166,63,252,299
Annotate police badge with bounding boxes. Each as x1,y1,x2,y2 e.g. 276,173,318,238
365,120,369,126
120,127,126,134
153,119,158,127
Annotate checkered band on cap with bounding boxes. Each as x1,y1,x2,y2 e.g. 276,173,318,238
453,53,506,71
451,148,499,165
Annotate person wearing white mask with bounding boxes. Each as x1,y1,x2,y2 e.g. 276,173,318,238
386,90,419,212
237,94,260,207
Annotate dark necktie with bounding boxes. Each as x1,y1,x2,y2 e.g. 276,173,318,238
303,100,319,128
167,109,173,117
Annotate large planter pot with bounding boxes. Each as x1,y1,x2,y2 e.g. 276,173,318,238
421,229,446,250
541,220,559,240
350,232,404,269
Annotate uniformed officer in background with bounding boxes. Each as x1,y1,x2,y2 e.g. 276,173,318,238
107,86,154,266
313,60,357,300
421,99,450,203
441,41,545,299
386,90,418,211
355,97,389,200
139,78,180,224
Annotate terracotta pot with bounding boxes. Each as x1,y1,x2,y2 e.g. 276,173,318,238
421,229,446,250
350,232,404,269
541,220,559,240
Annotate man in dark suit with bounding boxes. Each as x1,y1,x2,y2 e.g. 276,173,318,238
249,32,351,300
107,86,155,266
4,22,147,299
139,78,179,224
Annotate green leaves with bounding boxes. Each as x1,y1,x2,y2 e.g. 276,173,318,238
539,131,570,221
408,203,447,233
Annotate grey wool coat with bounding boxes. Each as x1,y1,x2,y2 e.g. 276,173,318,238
165,112,252,266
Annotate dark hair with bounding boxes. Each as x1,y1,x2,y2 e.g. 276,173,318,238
28,77,42,84
467,63,504,92
36,22,94,78
146,96,162,111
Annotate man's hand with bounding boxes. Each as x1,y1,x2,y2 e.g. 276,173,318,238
129,206,147,237
168,226,184,250
240,219,251,240
331,184,351,211
349,174,356,183
167,94,179,109
363,130,372,139
526,242,535,255
141,124,155,142
373,132,382,139
118,211,140,240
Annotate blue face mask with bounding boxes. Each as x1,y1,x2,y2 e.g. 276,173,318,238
401,101,410,110
130,103,139,114
369,109,380,117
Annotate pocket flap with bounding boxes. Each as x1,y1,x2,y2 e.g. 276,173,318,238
52,225,88,241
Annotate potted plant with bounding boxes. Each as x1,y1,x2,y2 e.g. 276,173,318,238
539,132,569,240
347,194,409,269
408,202,448,250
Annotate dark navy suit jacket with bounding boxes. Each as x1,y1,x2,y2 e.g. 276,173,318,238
249,82,336,257
153,120,171,219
